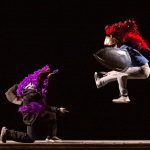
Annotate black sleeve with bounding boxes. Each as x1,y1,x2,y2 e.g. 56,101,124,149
44,105,59,112
41,97,59,112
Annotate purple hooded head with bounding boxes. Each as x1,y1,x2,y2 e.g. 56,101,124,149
16,65,50,98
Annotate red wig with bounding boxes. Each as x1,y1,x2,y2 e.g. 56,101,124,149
105,19,150,51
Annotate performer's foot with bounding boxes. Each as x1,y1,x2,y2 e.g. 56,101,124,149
112,96,130,103
52,136,62,141
45,136,54,142
0,127,8,143
94,72,106,88
45,136,62,142
94,72,100,88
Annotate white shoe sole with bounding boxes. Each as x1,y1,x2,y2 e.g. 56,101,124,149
45,139,54,142
112,100,130,103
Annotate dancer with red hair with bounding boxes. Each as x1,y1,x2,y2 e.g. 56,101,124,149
94,19,150,103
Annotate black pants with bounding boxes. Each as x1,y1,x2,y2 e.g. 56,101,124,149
39,110,57,138
5,125,35,143
6,110,57,143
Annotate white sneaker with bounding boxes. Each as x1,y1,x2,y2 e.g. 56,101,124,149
94,72,109,88
45,138,54,142
45,136,54,142
45,136,62,142
112,96,130,103
0,127,8,143
51,136,62,141
94,72,98,82
94,72,103,88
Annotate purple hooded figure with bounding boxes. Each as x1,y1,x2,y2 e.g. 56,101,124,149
1,65,68,143
17,65,50,115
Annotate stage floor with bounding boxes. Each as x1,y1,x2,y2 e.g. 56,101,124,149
1,140,150,150
1,140,150,144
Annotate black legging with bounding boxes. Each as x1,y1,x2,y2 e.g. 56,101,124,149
6,111,57,143
6,124,35,143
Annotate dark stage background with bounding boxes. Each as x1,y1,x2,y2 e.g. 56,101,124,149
0,0,150,140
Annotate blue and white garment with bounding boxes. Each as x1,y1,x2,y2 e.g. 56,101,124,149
120,45,149,67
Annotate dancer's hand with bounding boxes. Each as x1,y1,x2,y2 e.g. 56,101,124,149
59,107,69,113
47,69,59,78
